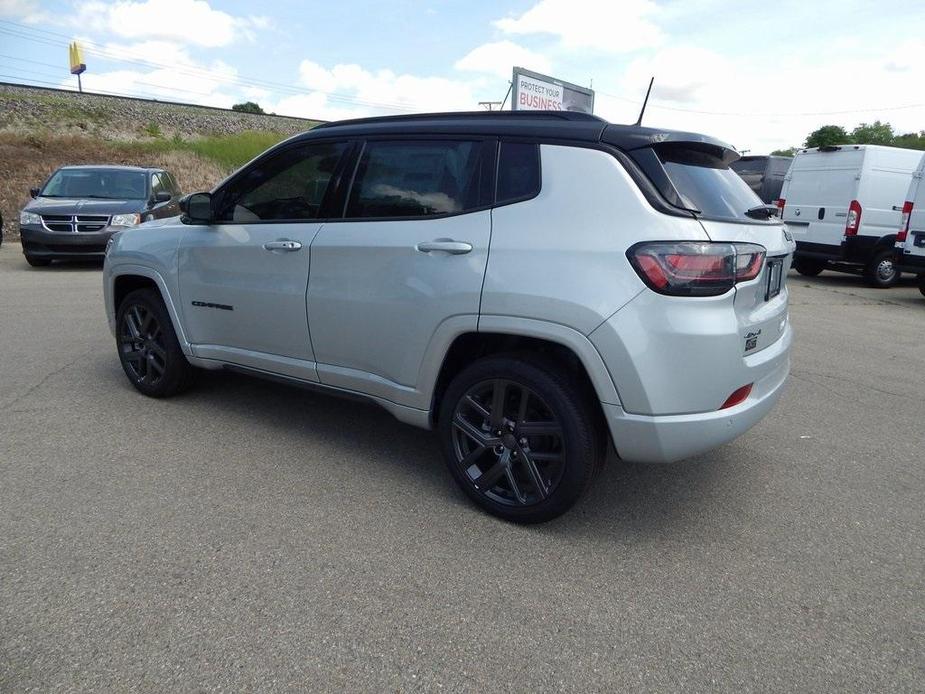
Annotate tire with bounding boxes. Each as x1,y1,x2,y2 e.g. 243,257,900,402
24,255,51,267
918,274,925,298
864,249,900,288
116,288,195,397
438,355,603,523
793,258,825,277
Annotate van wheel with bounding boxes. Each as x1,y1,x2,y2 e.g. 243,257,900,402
24,255,51,267
918,274,925,297
793,258,825,276
864,250,899,288
116,288,195,397
438,355,602,523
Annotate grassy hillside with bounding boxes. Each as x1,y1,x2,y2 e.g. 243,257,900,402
0,83,321,239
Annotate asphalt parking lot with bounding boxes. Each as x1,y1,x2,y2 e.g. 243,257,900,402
0,242,922,693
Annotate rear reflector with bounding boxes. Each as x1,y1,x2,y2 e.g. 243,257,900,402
776,198,785,218
627,242,766,297
844,199,862,237
898,200,913,243
721,383,753,409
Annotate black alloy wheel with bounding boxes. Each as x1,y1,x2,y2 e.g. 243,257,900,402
439,356,602,523
116,289,194,397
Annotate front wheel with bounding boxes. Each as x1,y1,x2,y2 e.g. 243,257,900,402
793,258,825,277
116,288,195,397
438,356,603,523
864,250,900,288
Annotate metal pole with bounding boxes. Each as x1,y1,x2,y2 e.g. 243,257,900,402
500,81,513,110
77,72,82,93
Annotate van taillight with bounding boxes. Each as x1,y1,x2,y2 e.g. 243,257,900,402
898,201,913,242
844,200,862,237
627,242,766,297
776,198,785,218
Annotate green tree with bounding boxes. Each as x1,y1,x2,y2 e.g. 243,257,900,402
850,120,894,145
892,131,925,150
770,147,797,157
231,101,266,115
804,125,850,149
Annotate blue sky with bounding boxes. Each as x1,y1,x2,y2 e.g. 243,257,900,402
2,0,925,152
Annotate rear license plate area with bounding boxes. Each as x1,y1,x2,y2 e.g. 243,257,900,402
765,258,784,301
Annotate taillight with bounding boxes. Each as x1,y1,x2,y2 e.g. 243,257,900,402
898,200,913,243
627,242,767,297
721,383,753,409
844,199,862,237
776,198,785,218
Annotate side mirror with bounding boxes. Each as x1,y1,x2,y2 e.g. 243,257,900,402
154,191,172,204
180,192,213,224
30,187,40,198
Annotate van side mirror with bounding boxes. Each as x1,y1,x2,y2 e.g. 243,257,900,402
30,187,40,198
180,192,213,224
154,191,172,204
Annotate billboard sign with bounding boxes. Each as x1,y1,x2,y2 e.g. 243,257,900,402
511,67,594,114
69,41,86,75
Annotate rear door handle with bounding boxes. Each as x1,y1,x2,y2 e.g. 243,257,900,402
415,240,473,255
263,240,302,252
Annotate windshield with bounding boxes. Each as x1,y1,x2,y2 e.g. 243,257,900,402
41,169,148,200
657,146,765,222
730,158,767,176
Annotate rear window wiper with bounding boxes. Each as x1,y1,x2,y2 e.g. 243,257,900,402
745,204,779,220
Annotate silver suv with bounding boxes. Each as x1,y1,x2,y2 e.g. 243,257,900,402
103,112,794,522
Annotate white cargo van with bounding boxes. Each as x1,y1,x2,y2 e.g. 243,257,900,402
779,144,924,287
895,158,925,297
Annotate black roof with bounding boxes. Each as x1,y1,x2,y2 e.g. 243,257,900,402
57,165,163,172
303,110,735,153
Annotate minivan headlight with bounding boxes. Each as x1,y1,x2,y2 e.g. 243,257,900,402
110,213,141,227
20,210,41,226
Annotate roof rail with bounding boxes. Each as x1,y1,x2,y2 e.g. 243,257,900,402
314,110,606,129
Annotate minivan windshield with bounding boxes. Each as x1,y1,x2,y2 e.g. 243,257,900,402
41,169,148,200
656,146,765,223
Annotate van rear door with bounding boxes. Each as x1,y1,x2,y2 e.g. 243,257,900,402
781,147,863,250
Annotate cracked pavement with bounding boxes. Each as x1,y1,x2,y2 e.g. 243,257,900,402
0,244,923,692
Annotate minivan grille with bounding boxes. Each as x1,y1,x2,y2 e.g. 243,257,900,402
41,214,112,233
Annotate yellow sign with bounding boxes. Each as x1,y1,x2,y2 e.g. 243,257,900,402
69,42,86,75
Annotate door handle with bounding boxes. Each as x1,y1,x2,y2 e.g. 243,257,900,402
263,240,302,252
415,240,473,255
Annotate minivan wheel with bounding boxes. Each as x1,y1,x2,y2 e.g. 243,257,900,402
438,356,602,523
116,288,195,397
24,255,51,267
864,250,899,288
793,258,825,277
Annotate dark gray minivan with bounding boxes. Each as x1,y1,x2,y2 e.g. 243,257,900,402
731,155,792,204
18,165,182,266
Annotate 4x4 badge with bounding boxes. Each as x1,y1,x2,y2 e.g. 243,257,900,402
744,329,762,352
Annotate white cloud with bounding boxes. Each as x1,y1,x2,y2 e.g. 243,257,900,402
0,0,47,22
455,40,552,79
75,0,267,48
494,0,664,53
269,60,480,121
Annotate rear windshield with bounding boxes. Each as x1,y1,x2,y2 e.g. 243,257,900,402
730,158,767,176
656,146,764,222
41,169,148,200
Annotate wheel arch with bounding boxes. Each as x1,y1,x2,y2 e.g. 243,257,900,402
110,266,192,353
428,318,622,432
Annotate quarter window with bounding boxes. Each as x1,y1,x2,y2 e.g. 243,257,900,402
497,142,540,204
217,142,348,222
345,140,483,219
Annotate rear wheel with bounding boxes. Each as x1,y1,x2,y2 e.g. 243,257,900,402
793,257,825,276
24,255,51,267
864,250,899,288
116,288,195,397
438,355,603,523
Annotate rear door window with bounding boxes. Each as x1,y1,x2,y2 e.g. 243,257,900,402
345,140,484,219
497,142,540,204
655,145,763,222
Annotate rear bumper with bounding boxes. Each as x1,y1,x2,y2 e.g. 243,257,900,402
603,323,791,463
894,250,925,274
794,236,883,265
20,225,114,259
